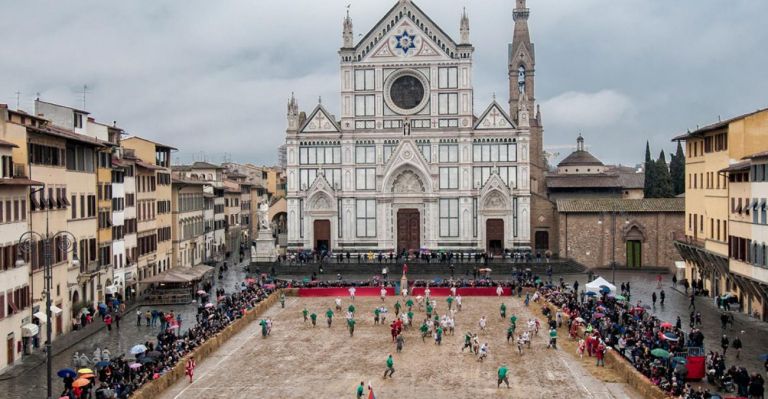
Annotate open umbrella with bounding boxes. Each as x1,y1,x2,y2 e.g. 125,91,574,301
77,368,94,375
614,295,627,301
585,292,597,297
599,286,611,294
663,332,679,342
672,357,687,365
80,308,90,315
674,364,688,375
130,344,147,355
138,357,156,364
145,351,162,358
660,322,673,329
128,362,142,370
57,368,77,378
651,348,670,358
79,373,95,379
72,378,91,388
574,317,585,323
205,303,214,308
196,290,207,295
95,361,110,369
593,313,605,319
167,324,180,330
759,354,768,361
98,303,107,309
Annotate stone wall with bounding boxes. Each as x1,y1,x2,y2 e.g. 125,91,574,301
131,291,279,399
558,211,684,270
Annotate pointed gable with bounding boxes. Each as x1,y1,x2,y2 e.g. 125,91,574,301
474,101,516,130
300,104,340,133
355,0,461,62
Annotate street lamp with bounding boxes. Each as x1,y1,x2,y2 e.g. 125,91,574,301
17,227,79,399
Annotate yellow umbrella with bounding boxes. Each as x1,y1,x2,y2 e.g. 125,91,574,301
79,373,95,379
77,368,93,375
72,378,90,388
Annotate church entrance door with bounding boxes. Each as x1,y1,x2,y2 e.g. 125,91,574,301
396,209,420,254
486,219,504,255
534,231,549,251
314,220,331,252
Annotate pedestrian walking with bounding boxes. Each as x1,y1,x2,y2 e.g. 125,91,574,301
335,297,342,312
548,327,557,349
104,314,113,332
280,292,286,308
456,294,462,311
380,287,387,302
383,354,395,378
185,356,196,383
672,274,677,287
136,309,141,326
651,292,657,307
114,312,120,329
732,335,742,359
356,382,364,399
595,341,606,366
497,364,510,388
721,334,730,355
349,286,356,302
447,295,454,311
689,294,696,309
660,289,665,306
420,321,429,342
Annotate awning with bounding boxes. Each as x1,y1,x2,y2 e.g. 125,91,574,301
675,261,686,269
50,305,63,315
760,199,767,209
33,312,47,323
21,324,39,337
140,270,195,284
189,265,215,279
105,285,118,295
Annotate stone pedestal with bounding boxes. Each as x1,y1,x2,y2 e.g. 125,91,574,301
251,229,277,263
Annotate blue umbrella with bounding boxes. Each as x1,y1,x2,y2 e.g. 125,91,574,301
663,332,679,342
585,292,597,297
433,277,443,283
600,286,611,294
57,368,77,378
759,354,768,361
95,361,110,369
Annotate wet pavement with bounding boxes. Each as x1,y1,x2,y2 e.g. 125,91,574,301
0,248,249,399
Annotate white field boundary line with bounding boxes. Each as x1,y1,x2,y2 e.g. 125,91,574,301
172,298,294,399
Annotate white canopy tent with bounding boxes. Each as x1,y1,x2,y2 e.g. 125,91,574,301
585,277,616,294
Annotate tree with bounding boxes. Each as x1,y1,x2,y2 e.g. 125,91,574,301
643,141,657,198
655,150,674,198
669,141,686,195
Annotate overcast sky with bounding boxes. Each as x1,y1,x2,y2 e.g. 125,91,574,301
1,0,766,166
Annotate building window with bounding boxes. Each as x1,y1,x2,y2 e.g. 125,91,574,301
438,119,459,128
356,199,376,238
439,167,458,190
412,119,431,129
73,112,83,129
299,146,341,165
354,69,375,91
439,199,459,237
472,198,478,237
299,169,317,189
438,67,458,89
299,199,304,238
513,197,519,237
355,95,375,116
65,144,95,172
383,144,397,163
473,143,517,162
417,142,431,162
338,199,343,238
383,120,402,129
438,93,458,115
355,168,376,190
355,146,375,164
473,166,517,189
438,144,458,163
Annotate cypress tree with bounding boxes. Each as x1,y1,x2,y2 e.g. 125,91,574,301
655,150,674,197
669,141,686,195
643,141,657,198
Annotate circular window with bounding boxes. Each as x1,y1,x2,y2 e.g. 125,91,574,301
384,69,430,115
390,75,424,110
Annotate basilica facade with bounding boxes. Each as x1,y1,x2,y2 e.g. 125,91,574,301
285,0,542,255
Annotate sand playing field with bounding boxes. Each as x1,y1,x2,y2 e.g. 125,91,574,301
159,294,641,399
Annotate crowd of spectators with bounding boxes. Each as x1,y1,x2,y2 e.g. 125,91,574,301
59,284,274,399
538,283,765,398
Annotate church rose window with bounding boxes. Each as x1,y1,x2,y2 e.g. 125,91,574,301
390,75,424,110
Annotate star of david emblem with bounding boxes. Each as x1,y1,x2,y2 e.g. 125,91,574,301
395,31,416,54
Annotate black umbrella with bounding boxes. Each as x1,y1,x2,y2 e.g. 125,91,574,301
145,351,162,358
138,357,156,364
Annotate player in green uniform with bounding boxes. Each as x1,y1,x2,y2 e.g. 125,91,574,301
348,317,356,336
394,300,401,316
326,308,334,328
420,321,429,342
406,298,414,311
497,364,510,388
500,303,507,319
302,307,308,323
310,312,317,327
447,295,454,311
383,354,395,378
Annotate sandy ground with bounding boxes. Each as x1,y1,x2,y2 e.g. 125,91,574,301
159,295,641,399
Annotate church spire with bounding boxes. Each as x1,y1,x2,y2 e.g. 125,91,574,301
342,6,354,48
509,0,535,119
287,92,299,132
459,7,470,45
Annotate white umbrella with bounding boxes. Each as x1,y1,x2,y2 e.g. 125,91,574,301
130,344,147,355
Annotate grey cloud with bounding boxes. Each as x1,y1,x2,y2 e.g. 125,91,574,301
1,0,766,165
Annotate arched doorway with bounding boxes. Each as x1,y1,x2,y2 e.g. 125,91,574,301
624,226,644,268
486,219,504,255
534,231,549,251
314,220,331,252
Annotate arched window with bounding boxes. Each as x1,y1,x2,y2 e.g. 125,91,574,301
518,65,526,93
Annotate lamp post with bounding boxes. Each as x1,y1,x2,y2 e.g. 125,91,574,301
17,224,79,399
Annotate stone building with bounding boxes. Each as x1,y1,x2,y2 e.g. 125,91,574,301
557,198,685,269
285,0,535,255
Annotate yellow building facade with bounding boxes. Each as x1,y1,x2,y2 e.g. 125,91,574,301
675,108,768,319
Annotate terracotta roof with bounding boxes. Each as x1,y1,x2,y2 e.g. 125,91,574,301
672,107,768,141
719,161,751,173
191,161,222,169
123,136,178,150
546,174,621,189
0,139,19,148
558,150,604,167
556,198,685,213
27,124,112,147
615,171,645,189
0,177,44,186
135,159,165,170
172,178,207,185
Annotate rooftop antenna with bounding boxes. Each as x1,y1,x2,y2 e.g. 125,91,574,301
81,84,89,109
15,91,21,109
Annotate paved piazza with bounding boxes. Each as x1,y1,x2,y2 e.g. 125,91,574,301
159,296,640,399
